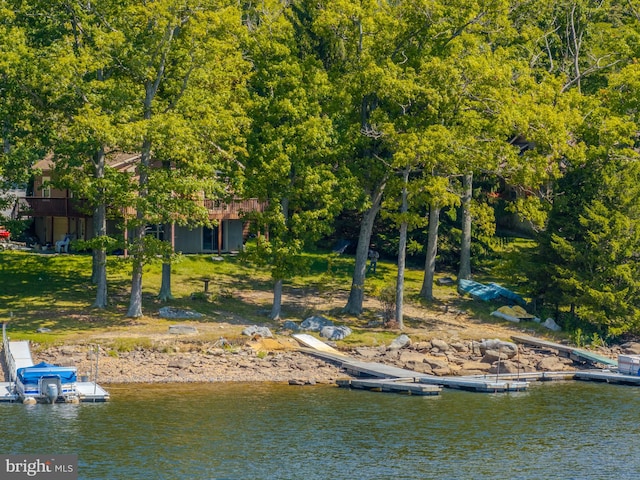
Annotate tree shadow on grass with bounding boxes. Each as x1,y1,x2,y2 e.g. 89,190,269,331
0,253,138,334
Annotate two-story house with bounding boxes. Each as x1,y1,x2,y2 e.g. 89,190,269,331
23,153,265,254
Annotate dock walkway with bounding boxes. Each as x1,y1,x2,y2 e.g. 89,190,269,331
512,334,618,367
9,341,34,375
297,333,640,395
294,334,529,394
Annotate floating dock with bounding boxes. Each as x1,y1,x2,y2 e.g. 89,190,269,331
296,333,640,395
294,334,528,394
336,378,441,396
0,383,18,402
574,369,640,386
76,382,111,402
417,375,528,393
1,323,109,403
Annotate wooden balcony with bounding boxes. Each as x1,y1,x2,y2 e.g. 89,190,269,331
22,196,267,220
23,197,91,218
204,198,267,220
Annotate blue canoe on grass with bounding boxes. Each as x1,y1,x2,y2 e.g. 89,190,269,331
458,279,526,306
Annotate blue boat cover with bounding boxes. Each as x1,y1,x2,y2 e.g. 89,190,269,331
17,362,77,384
458,279,526,306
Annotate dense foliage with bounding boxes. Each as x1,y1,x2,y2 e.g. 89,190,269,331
1,0,640,337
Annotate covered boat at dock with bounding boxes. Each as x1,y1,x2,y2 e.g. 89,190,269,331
16,362,79,404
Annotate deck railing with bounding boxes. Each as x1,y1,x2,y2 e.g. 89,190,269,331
22,197,267,220
203,198,267,219
3,322,16,383
22,197,91,217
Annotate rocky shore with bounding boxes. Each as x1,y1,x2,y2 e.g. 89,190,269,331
32,334,639,385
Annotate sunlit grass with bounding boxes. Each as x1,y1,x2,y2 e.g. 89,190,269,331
0,239,543,345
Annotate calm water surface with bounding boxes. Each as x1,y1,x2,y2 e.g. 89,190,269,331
0,381,638,479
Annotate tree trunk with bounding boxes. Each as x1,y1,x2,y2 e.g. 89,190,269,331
158,263,173,301
458,172,473,280
91,147,108,308
344,176,387,315
92,205,108,308
270,278,283,320
268,197,289,319
127,133,152,318
127,234,144,317
127,73,158,317
158,223,174,301
420,203,440,301
394,168,409,330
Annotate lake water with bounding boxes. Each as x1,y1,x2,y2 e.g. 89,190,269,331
0,381,638,479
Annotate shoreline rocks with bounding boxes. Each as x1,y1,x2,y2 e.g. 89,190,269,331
30,335,626,385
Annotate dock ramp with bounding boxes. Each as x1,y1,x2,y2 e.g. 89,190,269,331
512,334,618,367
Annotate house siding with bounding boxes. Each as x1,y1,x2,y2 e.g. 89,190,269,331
226,220,244,252
175,225,202,254
23,155,265,252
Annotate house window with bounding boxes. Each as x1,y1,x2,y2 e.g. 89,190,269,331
145,224,164,241
41,177,51,198
203,226,219,251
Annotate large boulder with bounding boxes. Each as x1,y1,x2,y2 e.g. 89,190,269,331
320,326,352,341
479,339,518,358
242,325,274,338
413,341,432,352
431,365,452,376
488,360,523,374
389,334,412,350
621,342,640,355
281,321,301,332
459,361,492,374
542,318,562,332
481,350,511,363
450,342,470,353
399,351,427,364
431,339,450,352
300,315,334,332
537,356,571,371
424,357,449,371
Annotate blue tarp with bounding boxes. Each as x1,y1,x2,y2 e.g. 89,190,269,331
17,362,77,385
458,279,526,306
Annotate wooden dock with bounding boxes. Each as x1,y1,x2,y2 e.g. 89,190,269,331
511,334,618,367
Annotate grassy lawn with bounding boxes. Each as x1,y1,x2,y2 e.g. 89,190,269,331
0,243,556,349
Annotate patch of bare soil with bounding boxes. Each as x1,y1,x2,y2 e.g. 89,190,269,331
236,287,530,342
